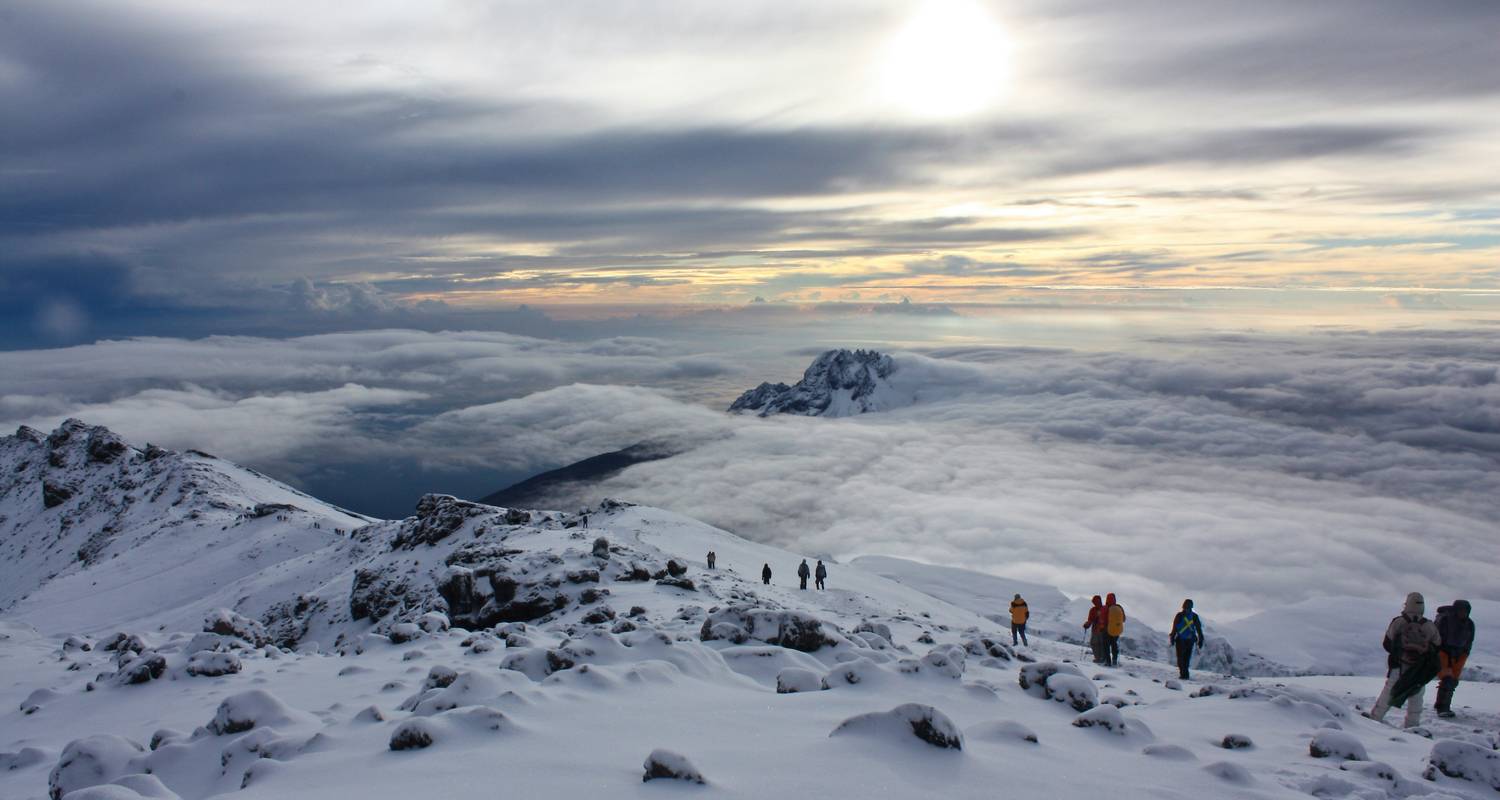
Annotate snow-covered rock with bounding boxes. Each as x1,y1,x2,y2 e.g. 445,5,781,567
642,749,705,784
1309,730,1368,761
776,667,826,694
48,735,145,800
206,690,311,735
830,703,964,750
1424,740,1500,791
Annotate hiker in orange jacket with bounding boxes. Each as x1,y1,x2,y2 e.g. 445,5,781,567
1009,594,1029,647
1082,595,1106,663
1103,593,1126,667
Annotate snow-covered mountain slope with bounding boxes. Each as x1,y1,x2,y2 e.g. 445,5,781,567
0,420,371,635
6,422,1500,799
5,496,1500,799
729,349,918,416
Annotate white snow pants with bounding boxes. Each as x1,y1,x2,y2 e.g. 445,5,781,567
1370,667,1424,727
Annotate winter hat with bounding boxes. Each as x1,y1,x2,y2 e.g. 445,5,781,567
1182,599,1194,610
1014,593,1022,601
1091,595,1102,605
1454,599,1471,617
1106,593,1116,605
1403,592,1425,617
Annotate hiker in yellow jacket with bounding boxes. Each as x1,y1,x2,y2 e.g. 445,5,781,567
1103,592,1126,666
1009,594,1029,647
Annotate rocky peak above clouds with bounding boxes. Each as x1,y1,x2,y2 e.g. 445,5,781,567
728,349,903,417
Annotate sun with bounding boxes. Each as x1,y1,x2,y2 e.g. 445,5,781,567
878,0,1012,120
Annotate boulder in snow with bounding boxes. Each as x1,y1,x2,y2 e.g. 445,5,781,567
1423,739,1500,791
830,703,963,750
47,735,145,800
1072,706,1127,735
204,609,268,647
1309,730,1368,761
185,651,242,677
1220,733,1254,750
207,690,308,735
776,668,826,694
112,652,167,686
389,719,435,751
642,749,705,784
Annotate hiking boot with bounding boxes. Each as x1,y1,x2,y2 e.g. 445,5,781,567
1437,709,1456,719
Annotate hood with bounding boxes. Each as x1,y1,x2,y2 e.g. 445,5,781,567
1454,599,1472,619
1106,593,1117,606
1091,595,1102,607
1403,592,1425,618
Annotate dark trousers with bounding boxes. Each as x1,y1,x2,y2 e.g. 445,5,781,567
1175,638,1195,679
799,576,807,590
1105,635,1120,666
762,576,770,584
1011,623,1027,646
815,577,824,589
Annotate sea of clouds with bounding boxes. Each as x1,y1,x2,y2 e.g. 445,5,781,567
3,320,1496,626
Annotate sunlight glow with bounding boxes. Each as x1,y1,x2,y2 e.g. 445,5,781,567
878,0,1011,119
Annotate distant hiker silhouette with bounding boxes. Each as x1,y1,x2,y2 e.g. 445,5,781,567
797,559,811,590
1010,594,1029,646
1434,599,1475,718
1104,593,1125,667
706,550,716,569
814,560,827,590
1367,592,1441,727
761,563,772,585
1083,595,1106,663
1170,599,1205,680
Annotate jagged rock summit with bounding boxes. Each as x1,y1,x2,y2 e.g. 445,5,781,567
728,348,905,417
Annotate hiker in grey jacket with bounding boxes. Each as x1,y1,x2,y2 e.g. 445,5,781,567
1367,592,1441,727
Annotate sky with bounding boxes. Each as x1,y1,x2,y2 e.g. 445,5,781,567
3,2,1499,626
4,0,1500,347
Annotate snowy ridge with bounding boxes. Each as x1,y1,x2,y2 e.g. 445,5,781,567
728,348,916,417
3,422,1500,799
0,420,371,635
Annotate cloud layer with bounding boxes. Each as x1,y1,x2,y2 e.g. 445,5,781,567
4,321,1496,627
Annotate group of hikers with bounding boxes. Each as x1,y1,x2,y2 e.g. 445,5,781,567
706,551,830,591
1366,593,1476,726
1081,593,1132,669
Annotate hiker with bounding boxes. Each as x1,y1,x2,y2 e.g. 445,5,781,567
1434,599,1475,718
797,559,811,590
706,550,716,570
1170,599,1205,680
1367,592,1441,727
1083,595,1106,663
761,563,772,585
1010,594,1029,646
814,560,827,590
1104,593,1126,667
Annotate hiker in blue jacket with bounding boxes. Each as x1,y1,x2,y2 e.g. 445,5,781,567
1169,599,1206,680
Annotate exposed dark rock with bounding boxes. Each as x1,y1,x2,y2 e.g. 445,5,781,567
389,720,435,751
656,576,696,592
581,606,616,625
41,481,74,509
393,494,490,549
249,502,299,518
349,569,410,621
591,537,610,559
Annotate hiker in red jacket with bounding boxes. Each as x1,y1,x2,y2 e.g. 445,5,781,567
1082,595,1106,664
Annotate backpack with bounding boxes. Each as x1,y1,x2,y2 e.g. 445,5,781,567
1107,605,1126,636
